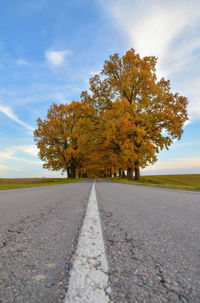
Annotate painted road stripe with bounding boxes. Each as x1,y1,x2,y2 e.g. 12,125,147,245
65,182,111,303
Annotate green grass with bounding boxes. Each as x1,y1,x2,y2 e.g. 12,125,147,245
108,174,200,191
2,175,200,191
0,177,83,190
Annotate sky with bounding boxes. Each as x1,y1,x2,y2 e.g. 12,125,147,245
0,0,200,178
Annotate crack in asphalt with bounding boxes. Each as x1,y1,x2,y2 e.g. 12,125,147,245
0,187,91,303
98,205,197,303
155,264,189,302
0,207,56,251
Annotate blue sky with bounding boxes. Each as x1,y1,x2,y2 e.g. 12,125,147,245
0,0,200,177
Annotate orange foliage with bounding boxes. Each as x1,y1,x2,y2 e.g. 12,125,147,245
34,49,188,180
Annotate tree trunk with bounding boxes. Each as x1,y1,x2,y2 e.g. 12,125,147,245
119,168,122,177
134,162,140,181
127,167,134,180
109,168,112,178
67,168,71,178
78,172,81,178
71,165,76,178
114,172,116,177
122,170,125,178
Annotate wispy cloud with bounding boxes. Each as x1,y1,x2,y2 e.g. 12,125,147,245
38,170,64,178
0,145,40,164
13,145,38,157
0,164,10,170
100,0,200,75
186,77,200,120
0,164,22,176
45,49,72,67
170,138,200,150
89,70,101,76
0,105,34,131
143,156,200,172
16,59,30,66
0,83,81,108
99,0,200,121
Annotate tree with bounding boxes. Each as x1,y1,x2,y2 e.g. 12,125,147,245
34,101,96,178
94,99,158,179
34,48,188,181
81,49,188,180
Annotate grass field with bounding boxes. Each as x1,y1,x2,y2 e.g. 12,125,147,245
1,175,200,191
109,174,200,191
0,178,83,190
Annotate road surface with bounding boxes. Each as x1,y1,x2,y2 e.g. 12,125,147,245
0,180,200,302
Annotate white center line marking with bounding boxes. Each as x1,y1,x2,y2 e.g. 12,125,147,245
65,182,111,303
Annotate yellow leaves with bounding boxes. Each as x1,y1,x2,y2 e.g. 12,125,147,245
34,47,188,178
34,101,97,174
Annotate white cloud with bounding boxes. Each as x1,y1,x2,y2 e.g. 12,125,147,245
0,83,81,107
99,0,200,120
0,148,15,160
89,70,101,76
0,164,22,176
100,0,200,75
42,30,47,36
0,145,39,160
0,164,10,170
143,156,200,172
14,145,38,157
16,59,30,65
186,78,200,121
38,170,64,178
0,145,37,159
45,49,72,67
0,105,34,131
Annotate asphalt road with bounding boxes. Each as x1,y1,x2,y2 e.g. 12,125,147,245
96,181,200,303
0,181,91,303
0,180,200,302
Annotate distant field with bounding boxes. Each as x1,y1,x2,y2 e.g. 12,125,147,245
0,178,83,190
1,175,200,191
109,174,200,191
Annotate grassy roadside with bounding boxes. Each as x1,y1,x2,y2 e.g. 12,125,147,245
1,175,200,191
0,178,84,190
108,174,200,191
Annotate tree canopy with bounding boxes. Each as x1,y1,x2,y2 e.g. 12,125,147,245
34,49,188,180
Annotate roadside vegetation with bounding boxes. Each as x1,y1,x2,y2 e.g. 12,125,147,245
1,175,200,191
108,174,200,191
0,178,82,190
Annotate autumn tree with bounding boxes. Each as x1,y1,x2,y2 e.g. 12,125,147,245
81,49,188,180
34,48,188,180
91,98,158,179
34,101,96,178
